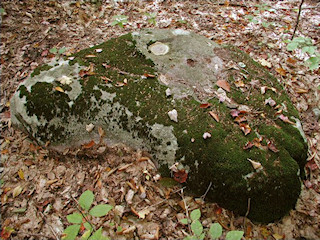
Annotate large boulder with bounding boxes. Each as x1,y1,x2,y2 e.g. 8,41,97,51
10,29,307,222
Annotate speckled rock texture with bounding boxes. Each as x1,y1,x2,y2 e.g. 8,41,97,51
10,29,307,223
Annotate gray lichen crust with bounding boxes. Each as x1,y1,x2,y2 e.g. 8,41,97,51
10,29,307,223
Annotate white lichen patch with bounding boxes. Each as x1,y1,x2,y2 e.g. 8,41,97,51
172,29,190,35
149,123,178,166
57,75,72,85
148,42,170,56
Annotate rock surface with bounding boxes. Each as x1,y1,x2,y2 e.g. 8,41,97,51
10,29,307,222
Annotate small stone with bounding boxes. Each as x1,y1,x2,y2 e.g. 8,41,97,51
165,88,172,97
203,132,211,139
168,109,178,122
86,123,95,132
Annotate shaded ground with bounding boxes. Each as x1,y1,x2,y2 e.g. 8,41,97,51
1,1,319,239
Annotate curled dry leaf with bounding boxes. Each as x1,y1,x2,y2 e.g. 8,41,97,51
216,80,231,92
267,140,279,153
12,185,23,198
247,158,262,170
200,103,212,109
265,97,276,107
278,114,295,125
239,123,251,135
54,86,64,93
143,73,156,78
234,115,247,123
82,140,95,149
230,109,240,118
209,111,219,122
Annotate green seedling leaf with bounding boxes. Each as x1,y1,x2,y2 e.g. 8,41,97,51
179,218,188,225
67,212,83,224
89,204,113,217
49,47,58,54
79,190,94,211
287,42,299,51
302,46,316,55
58,47,66,54
89,227,109,240
225,230,244,240
178,19,187,24
62,224,81,240
191,219,203,237
209,223,223,239
80,229,91,240
306,56,320,71
190,209,201,221
0,8,5,14
84,222,93,231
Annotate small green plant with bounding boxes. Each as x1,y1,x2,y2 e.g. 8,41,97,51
62,190,113,240
245,4,276,28
286,37,320,70
144,12,157,25
110,15,128,28
180,209,244,240
49,46,66,56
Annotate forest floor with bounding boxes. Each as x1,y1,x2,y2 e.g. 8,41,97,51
1,0,320,239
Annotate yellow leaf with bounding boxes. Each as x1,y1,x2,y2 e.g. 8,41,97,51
55,86,64,93
12,185,23,198
18,169,24,180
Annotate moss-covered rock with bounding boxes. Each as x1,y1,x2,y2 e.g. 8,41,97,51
10,29,307,223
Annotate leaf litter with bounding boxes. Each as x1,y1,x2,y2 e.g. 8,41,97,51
1,0,320,239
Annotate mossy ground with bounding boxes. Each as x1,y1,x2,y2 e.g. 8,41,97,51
13,32,307,223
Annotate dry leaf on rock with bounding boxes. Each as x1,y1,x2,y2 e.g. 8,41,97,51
247,158,262,170
200,103,211,108
54,86,64,93
216,80,231,92
209,111,219,122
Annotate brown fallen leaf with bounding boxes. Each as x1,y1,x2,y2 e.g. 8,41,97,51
209,111,219,122
217,80,231,92
278,114,295,124
276,67,287,76
200,103,212,108
239,123,251,135
18,169,24,180
234,115,247,123
101,76,112,82
247,158,262,170
12,185,23,198
82,140,95,149
230,109,240,118
85,54,96,58
295,88,308,94
234,79,245,88
243,141,254,150
267,140,279,153
173,169,188,183
143,73,156,78
55,86,64,93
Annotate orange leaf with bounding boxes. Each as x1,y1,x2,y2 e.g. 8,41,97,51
216,80,231,92
143,73,156,78
276,68,287,76
287,57,297,65
209,111,219,122
239,123,251,135
82,140,95,149
55,86,64,93
1,149,9,154
200,103,211,109
234,115,247,123
18,169,24,180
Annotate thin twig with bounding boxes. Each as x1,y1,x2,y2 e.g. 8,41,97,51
17,231,55,239
201,181,212,200
141,187,186,211
180,188,192,234
38,212,60,240
291,0,305,40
